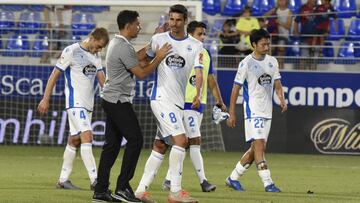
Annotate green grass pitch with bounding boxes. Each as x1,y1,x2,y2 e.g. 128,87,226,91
0,146,359,203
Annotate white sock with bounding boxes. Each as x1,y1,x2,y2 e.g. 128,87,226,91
230,161,247,180
136,150,164,193
80,143,97,184
165,167,171,181
258,169,273,187
189,145,206,183
59,144,76,183
169,145,185,193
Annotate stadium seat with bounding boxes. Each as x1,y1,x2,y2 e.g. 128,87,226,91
202,0,221,16
208,19,224,38
335,42,359,64
222,0,248,16
27,5,45,12
29,35,49,57
252,0,275,16
326,18,345,41
346,19,360,41
0,11,15,34
3,34,29,57
71,35,81,43
288,0,301,13
285,39,301,57
319,42,334,64
1,5,25,11
18,12,42,34
71,13,96,36
333,0,356,18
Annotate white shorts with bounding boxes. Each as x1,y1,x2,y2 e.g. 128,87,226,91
244,118,271,143
151,100,185,139
183,110,203,139
67,108,92,136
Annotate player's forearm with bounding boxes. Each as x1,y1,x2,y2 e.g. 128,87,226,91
195,68,203,99
229,84,241,115
97,71,106,88
43,69,61,100
137,56,162,79
208,75,223,104
137,44,150,61
275,81,285,104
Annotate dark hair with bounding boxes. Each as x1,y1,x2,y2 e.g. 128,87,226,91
117,10,139,30
169,4,188,20
250,29,270,47
187,21,207,34
90,27,109,44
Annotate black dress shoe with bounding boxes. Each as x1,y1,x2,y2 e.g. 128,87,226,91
113,188,141,203
92,190,122,202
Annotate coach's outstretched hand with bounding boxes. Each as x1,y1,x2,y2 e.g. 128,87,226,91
155,43,172,59
37,99,49,115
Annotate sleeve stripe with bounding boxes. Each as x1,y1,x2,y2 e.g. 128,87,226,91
54,65,65,72
234,81,243,86
194,66,203,69
97,68,104,72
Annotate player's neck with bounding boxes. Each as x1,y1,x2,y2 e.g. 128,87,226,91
252,52,265,60
169,30,186,40
80,38,90,51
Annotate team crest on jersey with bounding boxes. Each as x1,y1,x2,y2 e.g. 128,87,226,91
258,73,272,86
269,62,273,68
187,45,192,52
189,75,196,86
166,54,186,69
83,64,97,76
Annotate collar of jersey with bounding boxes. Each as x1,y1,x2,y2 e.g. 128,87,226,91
115,34,131,44
168,31,188,41
251,53,267,61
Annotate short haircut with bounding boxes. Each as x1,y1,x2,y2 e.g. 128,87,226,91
187,21,207,34
90,27,109,44
117,10,139,30
250,29,270,47
169,4,188,20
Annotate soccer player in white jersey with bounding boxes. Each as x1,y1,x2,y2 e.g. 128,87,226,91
225,29,287,192
37,28,109,190
135,20,226,203
136,4,203,203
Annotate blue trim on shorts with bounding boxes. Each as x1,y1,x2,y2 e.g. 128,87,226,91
183,102,204,113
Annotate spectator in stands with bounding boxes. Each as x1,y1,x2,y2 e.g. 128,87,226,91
236,6,260,55
313,0,337,56
264,0,292,69
221,6,260,56
41,5,73,63
293,0,316,70
219,19,240,67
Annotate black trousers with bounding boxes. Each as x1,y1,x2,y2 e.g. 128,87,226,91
95,99,143,193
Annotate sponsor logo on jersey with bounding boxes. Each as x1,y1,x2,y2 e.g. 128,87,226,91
187,45,192,52
258,74,272,86
83,64,97,76
165,54,186,69
189,75,196,87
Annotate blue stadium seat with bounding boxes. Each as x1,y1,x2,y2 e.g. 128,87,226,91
1,5,25,11
3,34,29,57
203,0,221,16
335,42,359,64
71,35,81,43
0,11,15,34
285,39,301,57
333,0,356,18
29,35,49,57
326,18,345,41
222,0,248,16
18,12,42,34
72,13,96,36
346,19,360,41
27,5,45,12
252,0,275,16
288,0,301,13
319,42,334,64
208,19,224,38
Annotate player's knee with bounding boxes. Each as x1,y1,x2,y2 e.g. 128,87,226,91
68,136,81,148
172,134,188,148
256,161,268,170
153,140,168,154
80,130,93,143
189,137,201,145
